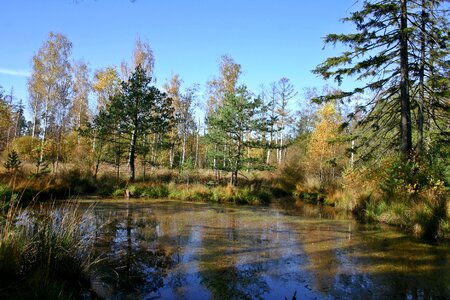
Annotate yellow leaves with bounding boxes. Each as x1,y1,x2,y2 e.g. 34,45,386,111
206,55,242,114
306,102,344,185
121,37,155,79
92,67,120,110
163,74,182,111
10,136,41,161
308,103,339,160
132,37,154,76
219,55,241,94
0,101,12,129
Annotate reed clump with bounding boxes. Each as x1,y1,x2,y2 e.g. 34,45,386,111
0,200,96,299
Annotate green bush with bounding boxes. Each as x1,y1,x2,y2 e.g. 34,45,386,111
95,174,122,196
141,185,169,198
380,157,448,198
112,187,125,197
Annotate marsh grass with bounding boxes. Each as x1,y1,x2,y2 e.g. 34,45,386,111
0,200,97,299
351,188,449,240
110,181,273,205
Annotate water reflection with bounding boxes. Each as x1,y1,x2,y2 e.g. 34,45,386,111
87,203,175,298
63,200,450,299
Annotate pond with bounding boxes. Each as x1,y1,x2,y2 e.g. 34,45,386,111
70,199,448,299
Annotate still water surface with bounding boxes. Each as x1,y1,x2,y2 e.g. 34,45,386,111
72,199,448,299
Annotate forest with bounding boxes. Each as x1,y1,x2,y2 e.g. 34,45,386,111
0,1,449,298
1,0,449,237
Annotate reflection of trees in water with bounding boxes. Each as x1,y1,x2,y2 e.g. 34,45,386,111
166,249,187,291
90,204,176,297
300,222,450,299
158,212,193,294
197,213,273,300
78,201,449,299
200,263,269,300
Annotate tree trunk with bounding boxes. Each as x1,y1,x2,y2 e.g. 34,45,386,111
213,144,218,181
275,132,279,163
350,140,354,169
32,108,38,139
128,129,137,181
39,97,50,171
399,0,412,158
181,131,186,166
233,138,242,187
150,133,156,166
266,146,271,164
223,144,227,168
169,144,174,169
195,128,199,168
94,159,100,179
77,101,82,145
266,125,273,164
279,131,284,164
417,0,426,156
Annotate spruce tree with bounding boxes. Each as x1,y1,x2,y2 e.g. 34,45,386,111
313,0,449,160
3,150,21,173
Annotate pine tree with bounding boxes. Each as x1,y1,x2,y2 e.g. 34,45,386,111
93,65,173,181
313,0,449,160
207,86,272,186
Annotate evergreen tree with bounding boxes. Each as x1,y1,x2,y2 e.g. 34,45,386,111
3,150,21,174
207,86,272,186
313,0,449,160
93,65,173,181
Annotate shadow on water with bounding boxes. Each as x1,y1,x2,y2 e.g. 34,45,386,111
43,199,450,299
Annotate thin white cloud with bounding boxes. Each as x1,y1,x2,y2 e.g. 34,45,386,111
0,67,30,77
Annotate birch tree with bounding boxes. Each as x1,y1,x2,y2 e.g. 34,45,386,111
70,61,90,137
27,32,72,171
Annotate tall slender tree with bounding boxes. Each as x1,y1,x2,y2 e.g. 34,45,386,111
70,61,91,138
206,55,242,179
163,74,182,168
313,0,449,160
27,32,72,171
94,65,173,181
275,77,296,164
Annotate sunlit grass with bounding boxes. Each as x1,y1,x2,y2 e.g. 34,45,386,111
0,200,97,299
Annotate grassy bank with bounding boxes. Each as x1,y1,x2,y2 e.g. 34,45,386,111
293,189,449,240
0,168,277,206
291,159,450,241
111,182,272,205
0,201,95,299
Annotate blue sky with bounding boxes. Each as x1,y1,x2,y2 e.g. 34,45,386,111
0,0,359,118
